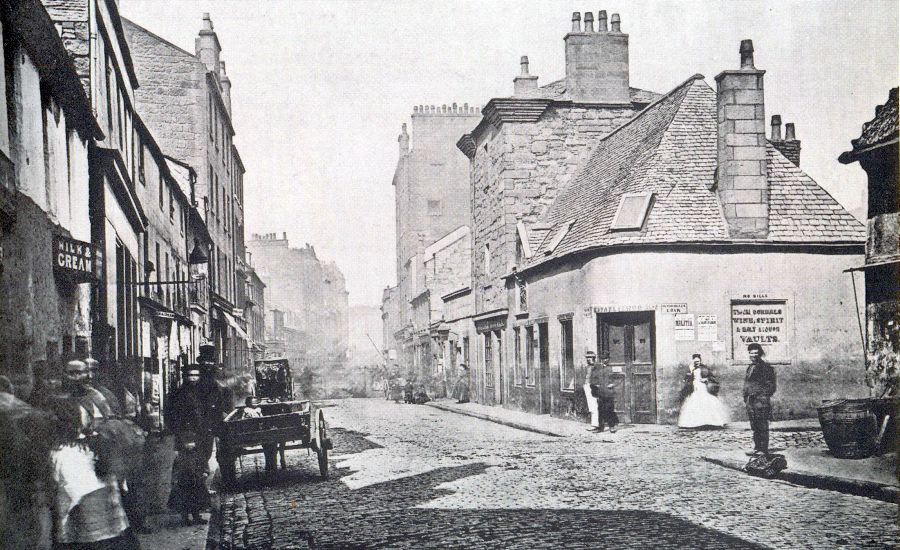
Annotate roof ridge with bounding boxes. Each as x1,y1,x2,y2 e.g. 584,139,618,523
767,144,863,226
587,74,706,147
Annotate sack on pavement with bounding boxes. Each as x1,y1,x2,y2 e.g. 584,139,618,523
744,453,787,479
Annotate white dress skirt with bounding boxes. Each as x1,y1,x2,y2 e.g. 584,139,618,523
678,368,729,428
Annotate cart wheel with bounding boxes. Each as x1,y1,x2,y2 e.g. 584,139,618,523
316,411,328,478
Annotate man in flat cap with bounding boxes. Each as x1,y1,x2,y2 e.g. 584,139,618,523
743,343,776,455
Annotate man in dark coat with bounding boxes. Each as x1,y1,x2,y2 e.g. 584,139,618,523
596,383,619,433
165,365,206,450
743,343,776,454
194,345,234,469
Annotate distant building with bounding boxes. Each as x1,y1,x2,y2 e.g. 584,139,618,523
384,103,481,385
839,88,899,397
248,233,349,392
481,34,866,423
245,263,267,362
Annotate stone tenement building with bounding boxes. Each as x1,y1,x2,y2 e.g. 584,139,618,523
123,13,251,377
382,103,480,381
463,17,865,424
0,0,101,409
457,11,659,405
247,233,349,380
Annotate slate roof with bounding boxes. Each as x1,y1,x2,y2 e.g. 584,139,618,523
839,87,899,163
525,75,865,269
517,78,661,105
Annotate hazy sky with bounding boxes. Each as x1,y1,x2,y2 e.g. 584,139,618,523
119,0,898,307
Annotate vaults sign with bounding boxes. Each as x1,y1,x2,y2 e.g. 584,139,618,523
53,235,99,283
731,300,788,361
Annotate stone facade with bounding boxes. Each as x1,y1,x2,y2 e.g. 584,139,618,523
124,14,249,377
464,103,642,314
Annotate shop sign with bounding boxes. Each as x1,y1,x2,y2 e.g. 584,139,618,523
731,301,788,360
697,315,718,341
475,316,506,333
660,303,688,315
53,235,99,283
674,313,695,340
593,304,656,313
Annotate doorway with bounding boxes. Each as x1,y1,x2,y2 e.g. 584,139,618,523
597,312,657,424
538,322,551,414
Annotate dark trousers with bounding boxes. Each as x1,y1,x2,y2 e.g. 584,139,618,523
747,395,771,453
599,404,618,431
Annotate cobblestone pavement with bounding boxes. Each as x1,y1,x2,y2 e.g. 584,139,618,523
214,398,897,549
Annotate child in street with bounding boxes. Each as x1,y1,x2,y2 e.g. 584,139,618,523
242,396,263,418
168,433,211,525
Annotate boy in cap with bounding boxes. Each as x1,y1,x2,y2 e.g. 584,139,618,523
743,343,776,454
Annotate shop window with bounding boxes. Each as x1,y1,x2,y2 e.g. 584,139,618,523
610,192,654,231
560,317,575,391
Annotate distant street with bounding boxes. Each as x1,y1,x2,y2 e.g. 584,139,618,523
214,399,897,549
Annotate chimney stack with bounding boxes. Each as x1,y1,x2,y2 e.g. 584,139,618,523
715,39,768,239
195,13,222,77
398,123,409,155
770,119,801,166
598,10,608,31
219,60,232,115
513,55,539,96
564,11,630,104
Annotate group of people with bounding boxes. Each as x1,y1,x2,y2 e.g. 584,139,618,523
0,356,146,549
583,343,777,456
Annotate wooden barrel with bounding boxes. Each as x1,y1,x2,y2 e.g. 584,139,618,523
817,399,878,459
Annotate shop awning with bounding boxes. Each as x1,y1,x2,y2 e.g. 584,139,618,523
222,310,250,341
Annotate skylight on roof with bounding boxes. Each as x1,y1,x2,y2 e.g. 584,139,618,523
610,193,654,231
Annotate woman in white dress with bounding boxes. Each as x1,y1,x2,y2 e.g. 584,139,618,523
678,353,728,428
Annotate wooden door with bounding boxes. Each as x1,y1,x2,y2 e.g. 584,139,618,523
597,312,657,424
538,322,551,414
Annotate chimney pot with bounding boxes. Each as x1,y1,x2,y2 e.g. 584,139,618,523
739,39,755,69
598,10,608,31
784,122,796,141
520,55,530,75
610,13,621,32
584,12,594,32
771,115,782,140
202,12,213,30
571,12,582,32
283,232,287,240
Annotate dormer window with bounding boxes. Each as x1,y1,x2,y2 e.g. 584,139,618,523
610,192,654,231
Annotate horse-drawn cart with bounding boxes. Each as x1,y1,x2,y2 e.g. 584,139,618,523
218,358,332,486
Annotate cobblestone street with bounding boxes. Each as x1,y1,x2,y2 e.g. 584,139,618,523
214,399,897,549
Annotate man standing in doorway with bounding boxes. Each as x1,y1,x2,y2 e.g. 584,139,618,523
743,343,776,455
584,351,602,432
